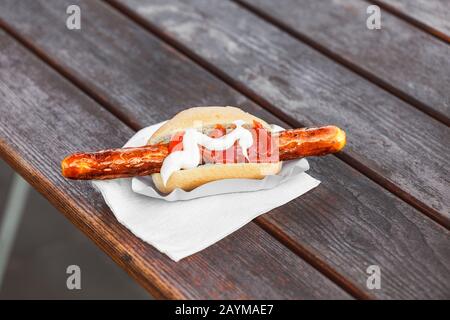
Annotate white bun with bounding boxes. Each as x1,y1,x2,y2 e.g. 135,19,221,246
149,106,281,193
152,162,282,193
148,106,271,144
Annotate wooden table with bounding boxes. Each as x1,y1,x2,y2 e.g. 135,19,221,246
0,0,448,299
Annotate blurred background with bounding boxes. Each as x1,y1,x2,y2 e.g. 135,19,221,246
0,159,149,299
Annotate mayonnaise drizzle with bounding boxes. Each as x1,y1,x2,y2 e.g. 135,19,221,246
160,120,253,186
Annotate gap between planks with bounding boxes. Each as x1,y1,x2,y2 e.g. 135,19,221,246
232,0,450,126
0,21,139,132
0,19,366,300
105,0,450,230
254,218,373,299
0,142,169,299
369,0,450,45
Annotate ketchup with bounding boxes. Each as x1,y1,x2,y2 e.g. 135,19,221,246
167,121,273,164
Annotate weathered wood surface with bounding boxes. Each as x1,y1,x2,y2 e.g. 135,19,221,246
237,0,450,125
110,0,450,228
375,0,450,43
0,29,353,299
1,0,449,298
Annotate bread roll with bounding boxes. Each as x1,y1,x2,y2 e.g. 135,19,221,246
149,106,282,193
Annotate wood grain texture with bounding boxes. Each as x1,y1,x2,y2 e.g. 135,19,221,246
111,0,450,227
0,0,449,298
0,29,351,299
375,0,450,43
238,0,450,124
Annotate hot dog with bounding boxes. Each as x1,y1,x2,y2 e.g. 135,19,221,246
61,106,346,192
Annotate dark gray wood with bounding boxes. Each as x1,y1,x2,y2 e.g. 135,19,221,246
0,29,352,299
0,0,449,298
261,155,450,299
375,0,450,43
111,0,450,228
238,0,450,124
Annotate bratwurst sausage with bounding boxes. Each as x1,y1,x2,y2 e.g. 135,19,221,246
61,125,345,180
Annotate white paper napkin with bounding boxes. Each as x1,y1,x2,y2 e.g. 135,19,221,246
93,122,320,261
132,159,311,201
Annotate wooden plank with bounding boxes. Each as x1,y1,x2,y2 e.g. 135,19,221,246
0,159,15,222
0,29,352,299
237,0,450,125
375,0,450,43
110,0,450,228
1,0,449,298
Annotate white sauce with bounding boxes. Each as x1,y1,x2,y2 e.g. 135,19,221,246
160,120,253,186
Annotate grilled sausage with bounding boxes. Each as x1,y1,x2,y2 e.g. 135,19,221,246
61,125,345,180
